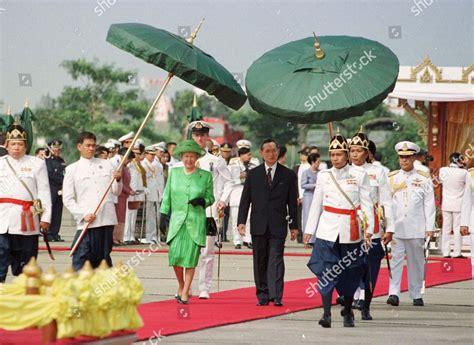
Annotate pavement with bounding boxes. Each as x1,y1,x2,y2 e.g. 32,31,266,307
5,211,473,345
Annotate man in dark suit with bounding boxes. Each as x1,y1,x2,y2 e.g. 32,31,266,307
238,139,299,307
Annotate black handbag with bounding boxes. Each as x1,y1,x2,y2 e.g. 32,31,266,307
206,217,218,236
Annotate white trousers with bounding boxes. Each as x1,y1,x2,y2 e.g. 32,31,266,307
145,201,159,242
197,235,216,293
389,238,425,300
229,206,251,245
123,208,138,242
441,211,462,257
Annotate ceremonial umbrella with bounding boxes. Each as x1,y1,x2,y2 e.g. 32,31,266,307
0,114,14,133
71,20,247,256
20,101,35,154
245,35,399,127
187,94,203,139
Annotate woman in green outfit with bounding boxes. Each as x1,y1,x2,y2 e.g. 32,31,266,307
160,140,214,304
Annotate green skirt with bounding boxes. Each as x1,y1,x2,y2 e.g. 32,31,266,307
168,226,201,268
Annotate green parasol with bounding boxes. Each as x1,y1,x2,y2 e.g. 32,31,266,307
20,101,35,154
245,35,399,124
72,19,245,256
106,22,246,110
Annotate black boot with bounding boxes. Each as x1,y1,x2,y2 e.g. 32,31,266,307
343,296,355,327
361,290,373,320
319,292,332,328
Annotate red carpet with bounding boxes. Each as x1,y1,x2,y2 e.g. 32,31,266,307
136,258,472,340
1,259,471,343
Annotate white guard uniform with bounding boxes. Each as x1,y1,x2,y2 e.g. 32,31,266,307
142,158,163,243
439,163,468,257
227,159,257,245
63,157,121,229
0,155,52,235
388,168,436,299
460,168,474,277
304,164,374,243
123,161,145,242
196,152,233,295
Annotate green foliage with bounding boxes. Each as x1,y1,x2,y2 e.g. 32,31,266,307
34,59,168,162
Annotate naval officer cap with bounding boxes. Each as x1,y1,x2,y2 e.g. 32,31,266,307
188,120,212,134
47,139,63,148
118,131,134,142
145,145,156,154
153,142,166,152
395,141,420,156
107,138,121,147
220,142,233,152
104,142,115,150
236,139,251,149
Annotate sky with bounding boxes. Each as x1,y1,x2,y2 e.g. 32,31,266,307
0,0,472,112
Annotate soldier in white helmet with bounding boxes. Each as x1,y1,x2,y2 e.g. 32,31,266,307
386,141,435,307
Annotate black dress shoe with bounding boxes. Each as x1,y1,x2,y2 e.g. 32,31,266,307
256,301,269,306
336,296,345,306
318,314,331,328
54,236,65,242
454,255,466,259
386,295,399,306
245,243,253,249
273,300,283,307
235,244,242,249
413,298,424,306
361,308,373,320
343,310,355,327
443,255,451,258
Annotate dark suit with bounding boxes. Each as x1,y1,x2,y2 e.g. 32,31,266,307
238,163,298,303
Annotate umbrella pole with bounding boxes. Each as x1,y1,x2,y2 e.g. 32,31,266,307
328,122,333,138
69,73,174,257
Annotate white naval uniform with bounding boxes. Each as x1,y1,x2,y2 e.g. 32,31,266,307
388,168,435,299
196,152,233,294
142,158,163,243
460,168,474,277
123,161,145,242
304,164,374,243
0,155,52,235
439,164,468,257
108,154,122,204
227,159,257,245
63,157,121,229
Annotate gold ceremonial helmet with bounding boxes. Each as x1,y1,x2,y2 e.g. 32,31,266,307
329,128,349,152
350,126,370,150
6,123,27,142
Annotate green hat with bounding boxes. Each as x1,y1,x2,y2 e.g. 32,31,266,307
174,140,206,158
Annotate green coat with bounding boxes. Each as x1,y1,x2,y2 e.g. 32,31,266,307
160,167,214,247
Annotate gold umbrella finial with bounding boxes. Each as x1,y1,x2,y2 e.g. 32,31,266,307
7,105,11,115
25,98,29,108
193,93,198,107
313,32,325,60
187,18,205,45
359,125,363,132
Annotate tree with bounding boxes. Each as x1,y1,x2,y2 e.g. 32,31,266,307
34,59,169,162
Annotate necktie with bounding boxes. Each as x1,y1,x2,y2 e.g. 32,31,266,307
267,167,272,186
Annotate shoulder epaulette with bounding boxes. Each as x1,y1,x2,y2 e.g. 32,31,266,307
468,167,474,172
228,157,239,165
416,170,430,178
388,170,399,177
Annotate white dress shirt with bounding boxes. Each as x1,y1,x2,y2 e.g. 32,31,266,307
304,164,374,244
63,157,122,229
388,168,436,239
0,155,52,235
264,162,277,182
